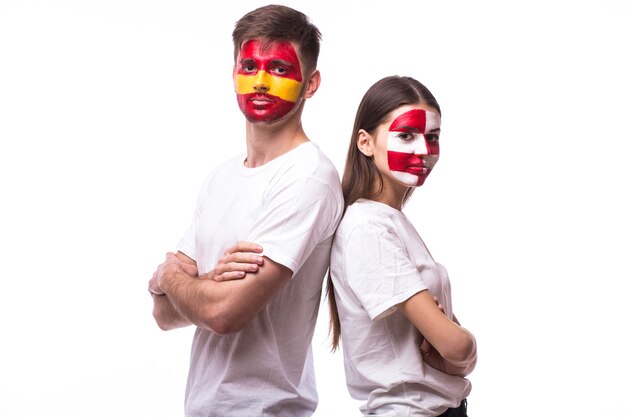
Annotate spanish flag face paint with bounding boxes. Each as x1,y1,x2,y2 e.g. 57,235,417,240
386,108,441,187
235,39,304,124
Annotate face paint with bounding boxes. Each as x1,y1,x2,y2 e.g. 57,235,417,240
386,109,441,187
235,40,303,124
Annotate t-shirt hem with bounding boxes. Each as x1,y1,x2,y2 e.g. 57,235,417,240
370,283,428,321
177,241,196,261
259,243,299,276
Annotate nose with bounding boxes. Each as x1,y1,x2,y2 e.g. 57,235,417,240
253,70,271,93
413,134,430,155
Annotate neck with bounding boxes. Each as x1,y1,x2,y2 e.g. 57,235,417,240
371,176,410,211
244,105,308,168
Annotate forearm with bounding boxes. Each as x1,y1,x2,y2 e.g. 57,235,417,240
420,329,477,377
160,270,231,334
400,291,477,371
446,327,477,367
160,258,290,335
427,355,475,377
438,331,477,376
151,293,192,331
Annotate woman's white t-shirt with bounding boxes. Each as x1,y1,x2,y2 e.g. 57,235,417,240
330,199,471,417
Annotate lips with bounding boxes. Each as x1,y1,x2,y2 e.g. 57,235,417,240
404,155,428,175
237,92,297,123
387,150,431,176
406,166,428,175
248,94,275,107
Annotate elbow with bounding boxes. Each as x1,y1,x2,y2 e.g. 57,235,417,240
152,308,176,331
198,302,249,336
151,297,188,331
442,332,477,367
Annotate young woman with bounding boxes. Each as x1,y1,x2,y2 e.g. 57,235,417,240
327,75,477,417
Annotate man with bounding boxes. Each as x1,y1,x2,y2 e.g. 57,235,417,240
148,5,343,417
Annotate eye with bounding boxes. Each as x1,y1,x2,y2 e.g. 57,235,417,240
397,132,415,142
426,134,439,143
271,66,288,76
241,64,257,73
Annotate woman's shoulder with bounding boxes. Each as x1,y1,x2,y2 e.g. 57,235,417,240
346,199,402,222
336,200,402,237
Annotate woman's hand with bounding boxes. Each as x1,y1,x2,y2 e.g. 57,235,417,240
418,295,474,377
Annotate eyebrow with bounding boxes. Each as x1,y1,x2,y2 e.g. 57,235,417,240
268,59,295,67
239,57,294,66
239,58,256,66
394,126,441,134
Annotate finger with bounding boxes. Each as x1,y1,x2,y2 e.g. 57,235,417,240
215,261,259,276
224,241,263,255
165,252,181,264
226,262,260,273
148,277,164,295
217,253,264,269
227,253,264,265
214,271,246,282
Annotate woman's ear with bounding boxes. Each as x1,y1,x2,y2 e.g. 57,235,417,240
357,129,374,157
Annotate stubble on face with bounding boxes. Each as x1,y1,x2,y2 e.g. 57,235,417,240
235,39,305,125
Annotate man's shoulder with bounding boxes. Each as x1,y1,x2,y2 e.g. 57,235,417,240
265,142,343,221
295,142,340,182
204,152,245,175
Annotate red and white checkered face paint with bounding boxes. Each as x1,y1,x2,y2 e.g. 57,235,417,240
386,109,441,187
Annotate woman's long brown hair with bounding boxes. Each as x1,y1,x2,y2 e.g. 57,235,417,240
327,76,441,351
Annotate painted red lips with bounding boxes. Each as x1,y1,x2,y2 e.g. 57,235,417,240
404,155,428,175
406,166,428,175
248,94,274,106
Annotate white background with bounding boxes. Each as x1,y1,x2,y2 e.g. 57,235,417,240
1,1,625,416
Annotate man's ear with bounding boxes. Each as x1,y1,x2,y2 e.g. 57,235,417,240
232,66,237,92
357,129,374,157
302,70,321,99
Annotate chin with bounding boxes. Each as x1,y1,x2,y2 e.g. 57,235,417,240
238,95,299,125
391,171,420,187
242,106,299,125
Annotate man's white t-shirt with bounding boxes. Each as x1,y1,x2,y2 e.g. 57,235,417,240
177,141,343,417
330,199,471,417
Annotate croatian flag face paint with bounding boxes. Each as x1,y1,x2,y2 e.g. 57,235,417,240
235,40,303,124
386,109,441,187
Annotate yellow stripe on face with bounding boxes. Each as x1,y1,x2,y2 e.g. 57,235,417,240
236,71,302,103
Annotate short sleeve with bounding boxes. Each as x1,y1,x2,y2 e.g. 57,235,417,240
247,176,341,275
344,223,428,321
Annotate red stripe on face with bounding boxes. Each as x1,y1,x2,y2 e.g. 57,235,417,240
236,92,296,123
387,150,428,175
237,40,303,82
427,140,440,156
389,109,427,133
388,150,433,187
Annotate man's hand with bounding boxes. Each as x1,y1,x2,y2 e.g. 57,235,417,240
149,252,198,295
213,241,264,282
